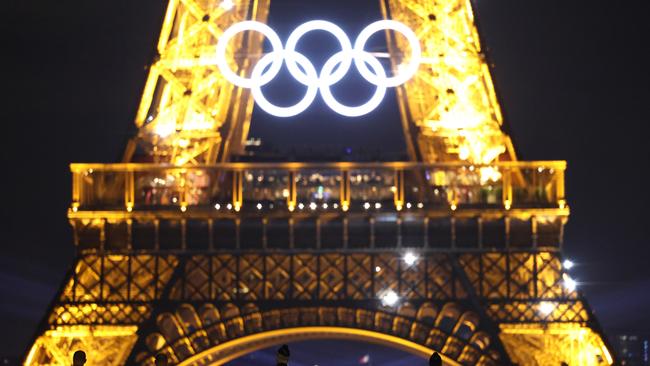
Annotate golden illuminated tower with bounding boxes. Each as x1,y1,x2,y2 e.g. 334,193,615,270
24,0,614,365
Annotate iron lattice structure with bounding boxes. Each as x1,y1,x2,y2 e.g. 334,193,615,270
24,0,614,365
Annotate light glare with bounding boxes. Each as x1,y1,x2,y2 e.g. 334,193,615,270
381,290,399,307
538,301,555,316
563,259,575,270
403,252,418,266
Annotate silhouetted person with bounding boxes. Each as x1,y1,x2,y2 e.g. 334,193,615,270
276,344,290,366
155,354,168,366
72,350,86,366
429,352,442,366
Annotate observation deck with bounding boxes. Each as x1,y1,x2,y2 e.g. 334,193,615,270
69,161,568,252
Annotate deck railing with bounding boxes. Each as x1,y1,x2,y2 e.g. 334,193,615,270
70,161,566,213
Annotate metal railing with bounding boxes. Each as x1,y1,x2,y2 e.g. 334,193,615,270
70,161,566,213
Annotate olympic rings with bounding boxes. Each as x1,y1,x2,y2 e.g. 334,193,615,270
215,20,421,117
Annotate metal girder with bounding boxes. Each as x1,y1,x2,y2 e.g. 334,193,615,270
126,0,270,164
381,0,516,164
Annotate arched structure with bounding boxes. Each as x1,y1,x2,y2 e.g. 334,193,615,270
178,327,454,366
136,303,495,366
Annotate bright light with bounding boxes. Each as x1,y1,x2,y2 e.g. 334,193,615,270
417,202,424,208
226,203,233,210
563,274,577,292
322,203,328,209
216,20,420,117
256,203,263,210
298,203,305,210
363,202,370,210
538,301,555,316
220,0,234,10
333,203,339,209
180,205,187,212
354,20,421,87
403,252,418,266
406,202,412,209
319,51,387,117
563,259,575,270
309,202,317,210
374,202,382,209
380,290,399,307
375,266,381,273
214,203,221,210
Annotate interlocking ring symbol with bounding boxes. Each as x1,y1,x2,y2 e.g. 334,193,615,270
216,20,421,117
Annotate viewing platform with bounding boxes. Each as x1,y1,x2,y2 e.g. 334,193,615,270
68,161,569,252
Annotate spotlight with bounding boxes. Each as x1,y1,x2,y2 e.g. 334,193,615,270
563,259,574,270
403,252,418,266
380,290,399,307
375,266,381,273
563,274,577,292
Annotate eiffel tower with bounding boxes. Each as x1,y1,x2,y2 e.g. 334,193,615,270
23,0,615,365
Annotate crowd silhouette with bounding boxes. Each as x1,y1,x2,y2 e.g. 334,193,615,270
69,345,569,365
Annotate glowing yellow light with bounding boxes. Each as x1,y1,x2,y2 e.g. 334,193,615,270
538,301,555,316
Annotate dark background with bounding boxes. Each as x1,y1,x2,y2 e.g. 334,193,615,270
2,0,650,360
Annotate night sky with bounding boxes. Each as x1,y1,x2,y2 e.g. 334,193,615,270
2,0,650,360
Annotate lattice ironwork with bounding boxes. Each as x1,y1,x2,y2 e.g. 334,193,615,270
381,0,515,164
126,0,270,164
35,250,612,366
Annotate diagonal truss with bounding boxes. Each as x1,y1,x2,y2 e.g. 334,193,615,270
125,0,270,164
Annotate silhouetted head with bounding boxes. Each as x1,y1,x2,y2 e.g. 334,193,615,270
429,352,442,366
560,363,569,366
276,344,290,365
155,354,168,366
72,350,86,366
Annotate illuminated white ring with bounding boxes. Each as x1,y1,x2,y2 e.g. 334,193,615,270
216,21,284,89
251,51,319,117
284,20,353,86
354,20,421,87
319,51,387,117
